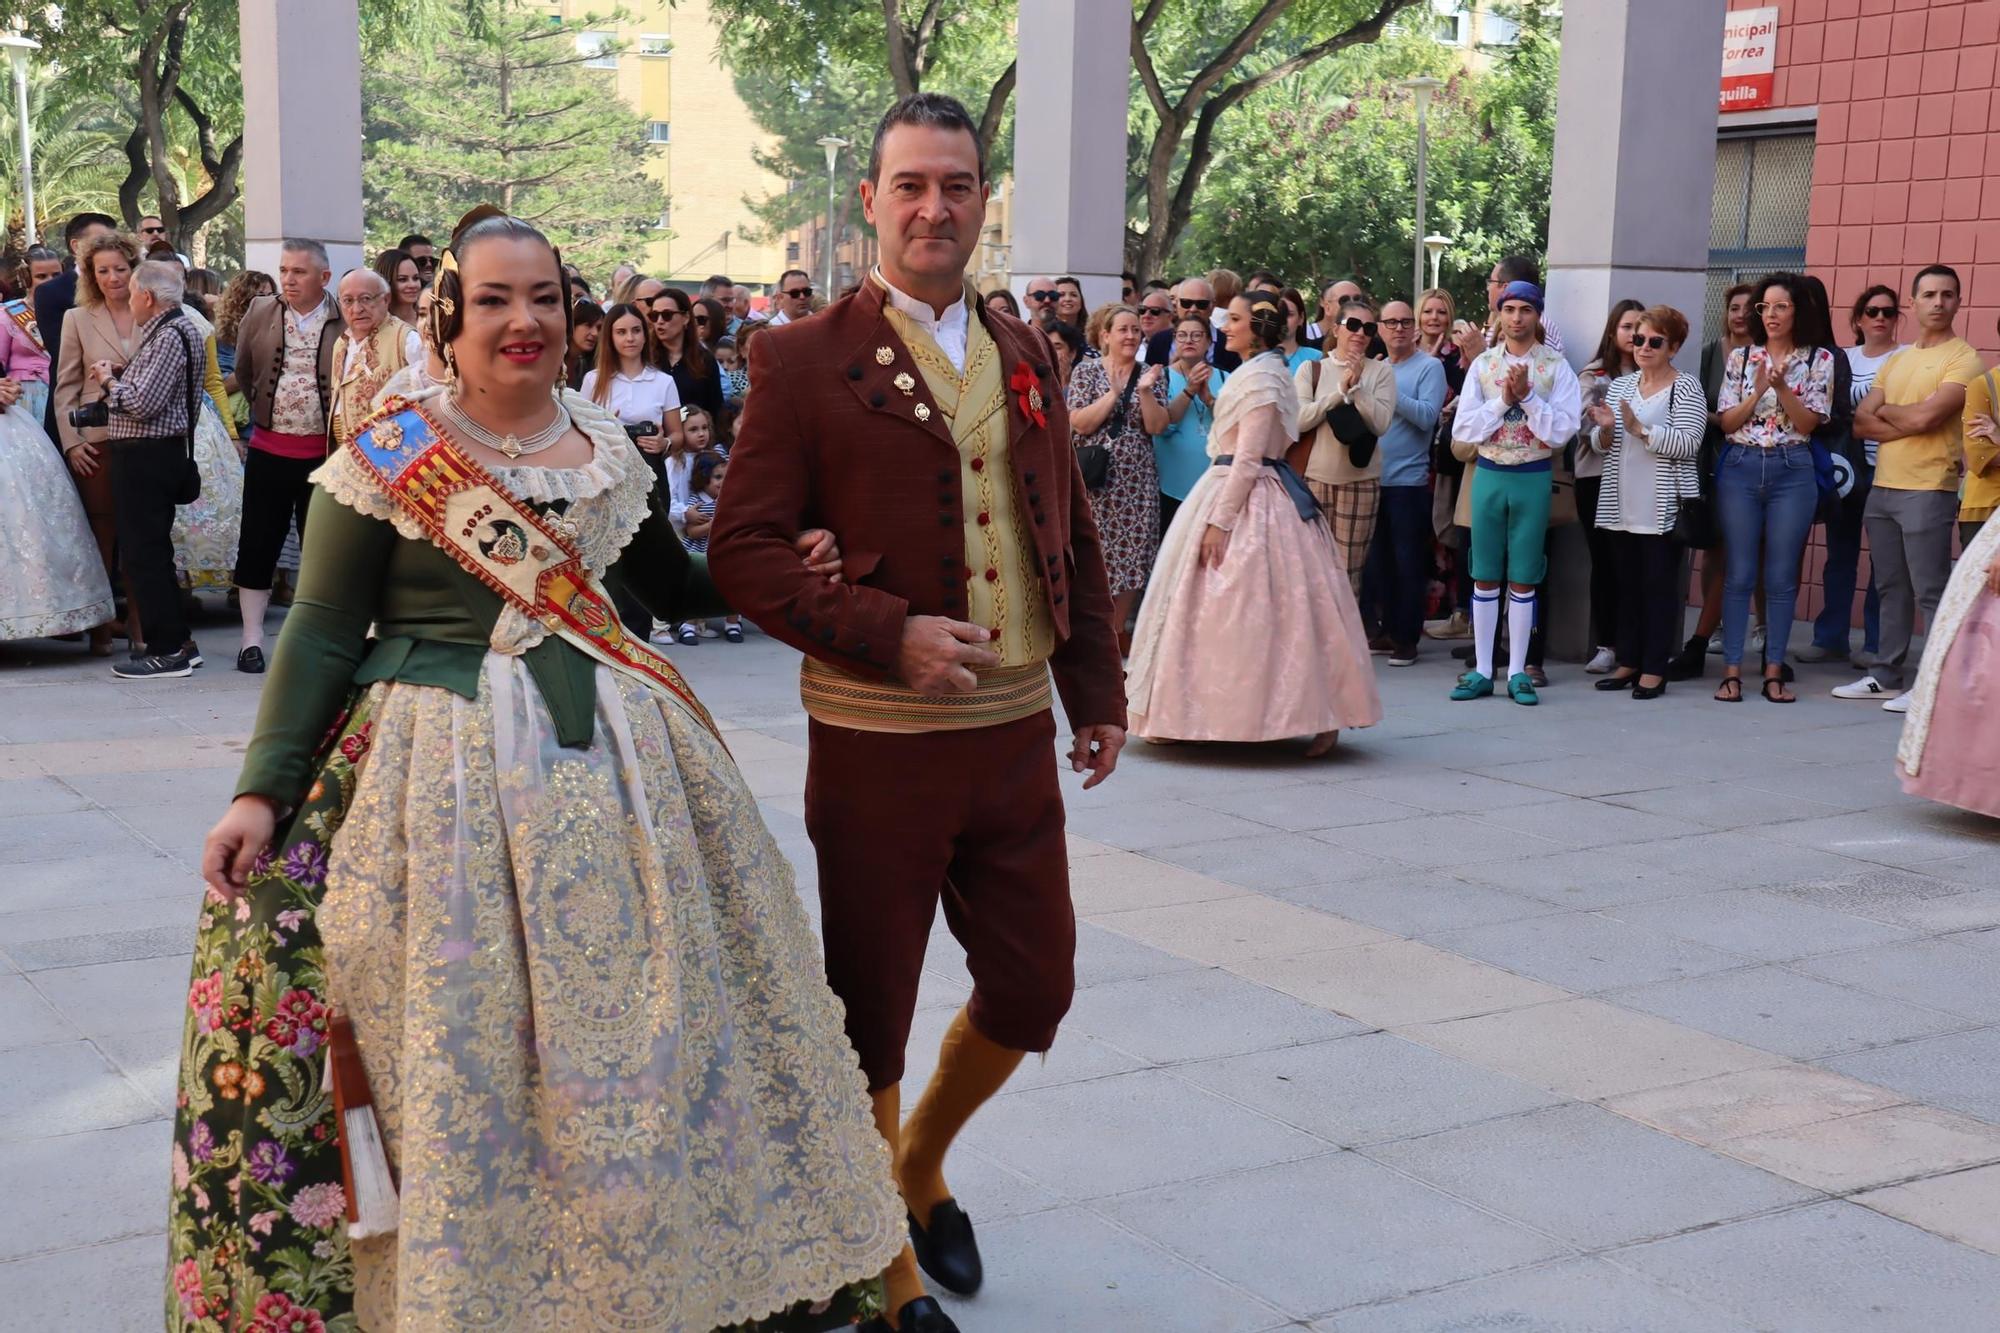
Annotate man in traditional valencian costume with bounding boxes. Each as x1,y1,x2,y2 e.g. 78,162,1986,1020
326,267,422,452
1449,280,1581,707
712,95,1128,1333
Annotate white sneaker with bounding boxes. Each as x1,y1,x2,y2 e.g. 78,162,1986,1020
1832,675,1889,700
1883,692,1912,714
1585,646,1617,674
698,622,720,638
1424,611,1472,641
1748,624,1766,654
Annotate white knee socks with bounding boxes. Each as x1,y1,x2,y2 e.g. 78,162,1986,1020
1508,590,1536,680
1472,587,1501,679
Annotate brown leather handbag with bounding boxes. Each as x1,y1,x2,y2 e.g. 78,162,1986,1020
1286,360,1318,475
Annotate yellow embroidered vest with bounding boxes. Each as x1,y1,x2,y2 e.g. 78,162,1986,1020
330,318,413,449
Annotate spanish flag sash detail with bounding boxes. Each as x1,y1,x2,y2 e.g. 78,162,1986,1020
349,398,723,743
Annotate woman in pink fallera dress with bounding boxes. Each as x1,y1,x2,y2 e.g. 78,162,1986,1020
1897,515,2000,818
1126,289,1382,754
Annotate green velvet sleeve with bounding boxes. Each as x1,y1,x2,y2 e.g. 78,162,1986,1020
234,488,397,805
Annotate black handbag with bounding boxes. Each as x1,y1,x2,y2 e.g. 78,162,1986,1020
1663,380,1716,549
1328,399,1377,470
1077,365,1141,493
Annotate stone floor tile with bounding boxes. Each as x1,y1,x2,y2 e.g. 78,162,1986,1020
1855,1163,2000,1257
30,955,195,1040
1767,864,1989,924
0,1234,166,1333
1326,728,1573,774
1603,1064,1908,1145
732,754,809,801
59,765,236,809
1320,1256,1759,1332
1824,1028,2000,1125
961,1069,1329,1200
1188,781,1414,832
1614,1200,2000,1332
1365,1103,1817,1249
1452,848,1722,910
1335,770,1569,814
6,734,247,778
1801,937,2000,1023
0,809,153,865
1400,999,1785,1101
1753,807,2000,868
1611,965,1967,1061
1428,912,1747,993
1309,813,1565,869
1062,967,1367,1065
1064,798,1269,852
0,1119,171,1260
0,1042,161,1143
1149,830,1397,890
0,778,90,818
91,1031,180,1116
1718,1103,2000,1194
1469,797,1710,850
1599,780,1852,830
0,976,79,1050
1466,757,1685,799
1270,871,1558,938
1071,921,1207,989
6,924,195,974
932,1205,1285,1332
1089,894,1396,966
1103,1151,1568,1320
1067,850,1251,916
1176,1032,1563,1147
1608,888,1914,962
1617,831,1874,890
1239,939,1569,1028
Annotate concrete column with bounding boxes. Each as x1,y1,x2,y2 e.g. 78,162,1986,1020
1010,0,1131,310
238,0,366,277
1541,0,1727,660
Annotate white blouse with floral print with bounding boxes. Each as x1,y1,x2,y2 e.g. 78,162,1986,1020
1717,343,1834,449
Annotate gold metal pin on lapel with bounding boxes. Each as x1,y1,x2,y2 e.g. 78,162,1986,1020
894,372,915,395
915,403,932,422
875,346,895,365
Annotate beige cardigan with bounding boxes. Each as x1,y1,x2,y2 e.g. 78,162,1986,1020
53,303,142,451
1295,355,1396,485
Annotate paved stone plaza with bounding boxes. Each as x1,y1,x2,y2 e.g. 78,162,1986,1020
5,616,2000,1330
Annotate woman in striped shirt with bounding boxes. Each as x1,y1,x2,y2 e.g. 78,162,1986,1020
1585,305,1708,698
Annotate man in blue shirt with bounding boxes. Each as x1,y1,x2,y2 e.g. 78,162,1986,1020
1362,299,1447,665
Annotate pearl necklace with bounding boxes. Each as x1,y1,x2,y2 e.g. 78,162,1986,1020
435,390,571,460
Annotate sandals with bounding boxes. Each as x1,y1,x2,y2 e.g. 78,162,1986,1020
1713,676,1743,703
1762,675,1795,704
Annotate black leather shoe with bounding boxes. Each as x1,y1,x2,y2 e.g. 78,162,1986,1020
1594,674,1636,691
860,1296,960,1333
236,646,266,674
909,1201,982,1296
1633,681,1667,700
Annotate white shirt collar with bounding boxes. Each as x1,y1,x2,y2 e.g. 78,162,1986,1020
878,270,969,373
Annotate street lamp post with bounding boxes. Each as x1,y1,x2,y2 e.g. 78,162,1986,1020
0,32,38,245
814,135,850,302
1424,234,1451,291
1401,76,1443,301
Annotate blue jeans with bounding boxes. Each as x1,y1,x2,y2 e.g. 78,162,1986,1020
1361,484,1435,648
1716,443,1819,668
1812,475,1880,654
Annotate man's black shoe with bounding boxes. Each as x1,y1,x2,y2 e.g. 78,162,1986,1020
237,647,266,674
112,651,192,680
908,1201,982,1296
861,1296,959,1332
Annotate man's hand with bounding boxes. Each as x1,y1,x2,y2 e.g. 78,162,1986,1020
87,359,118,387
1502,363,1529,405
897,615,1001,695
793,528,842,582
1069,724,1126,790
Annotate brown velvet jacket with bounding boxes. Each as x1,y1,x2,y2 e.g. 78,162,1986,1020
710,280,1127,732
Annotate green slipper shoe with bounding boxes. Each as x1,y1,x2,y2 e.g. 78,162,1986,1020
1450,671,1495,701
1508,672,1539,705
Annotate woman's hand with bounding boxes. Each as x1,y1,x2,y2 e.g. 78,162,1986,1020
794,528,843,582
1620,398,1645,437
0,377,21,407
1138,365,1163,391
1587,402,1615,432
637,432,667,454
66,442,102,479
1967,413,1996,443
1748,360,1775,404
202,795,279,898
1987,554,2000,598
1200,523,1231,569
1341,359,1363,394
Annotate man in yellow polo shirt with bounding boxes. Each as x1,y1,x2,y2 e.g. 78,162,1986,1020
1842,265,1985,711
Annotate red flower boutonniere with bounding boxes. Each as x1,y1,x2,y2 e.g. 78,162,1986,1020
1011,362,1047,429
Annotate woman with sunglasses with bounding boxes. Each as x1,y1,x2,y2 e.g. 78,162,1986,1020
1297,298,1396,594
1711,273,1834,702
650,286,725,421
1799,285,1902,666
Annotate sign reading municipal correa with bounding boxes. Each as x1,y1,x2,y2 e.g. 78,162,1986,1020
1720,6,1780,111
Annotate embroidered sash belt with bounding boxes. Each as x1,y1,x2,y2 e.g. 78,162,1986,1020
800,656,1051,734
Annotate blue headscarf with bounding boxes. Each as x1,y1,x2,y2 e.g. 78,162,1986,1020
1498,280,1544,313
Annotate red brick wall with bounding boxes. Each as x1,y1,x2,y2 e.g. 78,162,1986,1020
1733,0,2000,360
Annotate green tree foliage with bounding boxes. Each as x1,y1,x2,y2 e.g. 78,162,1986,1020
360,4,668,271
0,67,128,248
1175,13,1558,310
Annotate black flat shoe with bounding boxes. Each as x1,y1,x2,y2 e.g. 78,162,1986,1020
1667,634,1709,681
909,1201,982,1297
236,646,266,674
1632,681,1667,700
1595,674,1637,691
861,1296,960,1333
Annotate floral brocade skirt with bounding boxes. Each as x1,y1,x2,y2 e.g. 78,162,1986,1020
167,657,902,1332
171,402,245,592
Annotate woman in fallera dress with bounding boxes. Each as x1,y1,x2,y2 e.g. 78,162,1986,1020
167,208,902,1333
1126,289,1382,755
1898,514,2000,819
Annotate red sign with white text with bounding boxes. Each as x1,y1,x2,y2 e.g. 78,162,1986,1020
1721,7,1779,111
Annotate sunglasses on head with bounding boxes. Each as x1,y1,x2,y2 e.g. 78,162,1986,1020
782,286,812,299
1338,317,1377,336
1862,305,1899,319
1027,289,1059,303
1177,298,1211,311
1634,333,1669,350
